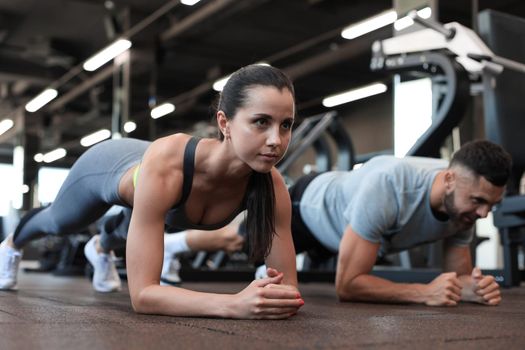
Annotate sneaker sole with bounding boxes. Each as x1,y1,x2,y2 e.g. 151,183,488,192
84,236,121,293
160,277,181,286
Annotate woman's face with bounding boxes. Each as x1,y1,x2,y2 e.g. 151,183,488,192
225,85,295,173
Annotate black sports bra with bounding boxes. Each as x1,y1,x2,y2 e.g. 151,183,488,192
163,137,246,232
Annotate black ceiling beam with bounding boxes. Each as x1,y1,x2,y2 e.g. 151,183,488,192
284,27,390,81
0,56,54,86
47,65,116,112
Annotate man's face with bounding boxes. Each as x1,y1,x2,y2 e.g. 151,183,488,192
444,172,505,230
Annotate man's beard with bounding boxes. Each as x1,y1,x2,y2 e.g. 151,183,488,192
443,191,477,230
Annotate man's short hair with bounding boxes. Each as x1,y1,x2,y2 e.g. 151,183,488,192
449,140,512,187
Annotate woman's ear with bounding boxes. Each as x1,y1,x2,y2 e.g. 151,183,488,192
217,111,230,139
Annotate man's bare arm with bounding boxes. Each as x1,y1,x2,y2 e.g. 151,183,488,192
336,226,462,306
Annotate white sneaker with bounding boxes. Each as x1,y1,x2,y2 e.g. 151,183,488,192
160,254,181,285
255,264,268,279
0,238,22,290
84,235,121,292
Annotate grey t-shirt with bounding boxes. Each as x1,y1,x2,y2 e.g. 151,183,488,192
299,156,473,256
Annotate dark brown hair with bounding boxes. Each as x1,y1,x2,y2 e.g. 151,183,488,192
450,140,512,187
215,64,294,261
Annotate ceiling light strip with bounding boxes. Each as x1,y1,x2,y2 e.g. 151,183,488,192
83,39,132,72
80,129,112,147
25,88,58,112
322,83,388,107
394,7,432,31
151,103,175,119
0,118,14,135
341,10,398,40
43,148,67,163
181,0,202,5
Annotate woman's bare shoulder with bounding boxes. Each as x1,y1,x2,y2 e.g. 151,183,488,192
149,133,191,154
134,134,192,204
270,168,291,199
140,133,192,176
270,167,287,186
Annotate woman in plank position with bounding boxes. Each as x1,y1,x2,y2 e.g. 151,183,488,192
0,64,303,319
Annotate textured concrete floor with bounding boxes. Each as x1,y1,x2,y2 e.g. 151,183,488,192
1,269,524,350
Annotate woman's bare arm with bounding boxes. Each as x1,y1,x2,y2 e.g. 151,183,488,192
126,138,302,318
264,169,299,289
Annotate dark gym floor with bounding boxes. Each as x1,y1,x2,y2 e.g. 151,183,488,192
1,268,524,350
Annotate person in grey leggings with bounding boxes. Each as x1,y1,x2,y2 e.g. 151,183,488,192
0,63,304,320
13,138,148,251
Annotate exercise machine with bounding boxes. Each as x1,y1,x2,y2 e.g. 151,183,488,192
477,9,525,287
369,9,525,286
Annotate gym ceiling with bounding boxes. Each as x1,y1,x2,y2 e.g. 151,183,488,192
0,0,524,166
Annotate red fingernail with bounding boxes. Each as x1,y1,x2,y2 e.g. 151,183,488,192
296,293,301,298
299,299,305,305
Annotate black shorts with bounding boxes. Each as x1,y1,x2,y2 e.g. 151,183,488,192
237,173,335,261
289,173,335,260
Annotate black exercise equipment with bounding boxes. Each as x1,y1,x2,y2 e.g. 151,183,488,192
371,51,470,158
478,9,525,287
278,110,355,178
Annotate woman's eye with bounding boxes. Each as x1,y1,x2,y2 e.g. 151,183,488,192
255,119,268,126
282,121,293,130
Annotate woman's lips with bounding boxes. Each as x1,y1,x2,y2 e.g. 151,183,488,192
259,153,279,161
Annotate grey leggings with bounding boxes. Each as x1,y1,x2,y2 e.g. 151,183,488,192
13,138,150,251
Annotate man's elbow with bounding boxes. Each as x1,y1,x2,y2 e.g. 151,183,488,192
335,279,361,302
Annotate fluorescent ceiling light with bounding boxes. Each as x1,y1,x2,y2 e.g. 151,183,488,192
181,0,201,5
213,75,230,92
83,39,132,72
393,16,414,31
80,129,111,147
322,83,388,107
21,184,30,194
34,153,44,163
0,118,14,135
417,7,432,19
341,10,397,40
394,7,432,31
43,148,67,163
151,103,175,119
25,88,58,112
123,121,137,133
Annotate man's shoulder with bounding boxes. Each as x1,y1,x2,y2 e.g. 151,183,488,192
366,155,447,173
402,156,448,169
365,156,412,174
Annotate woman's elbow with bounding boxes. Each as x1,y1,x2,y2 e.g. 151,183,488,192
130,287,153,314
